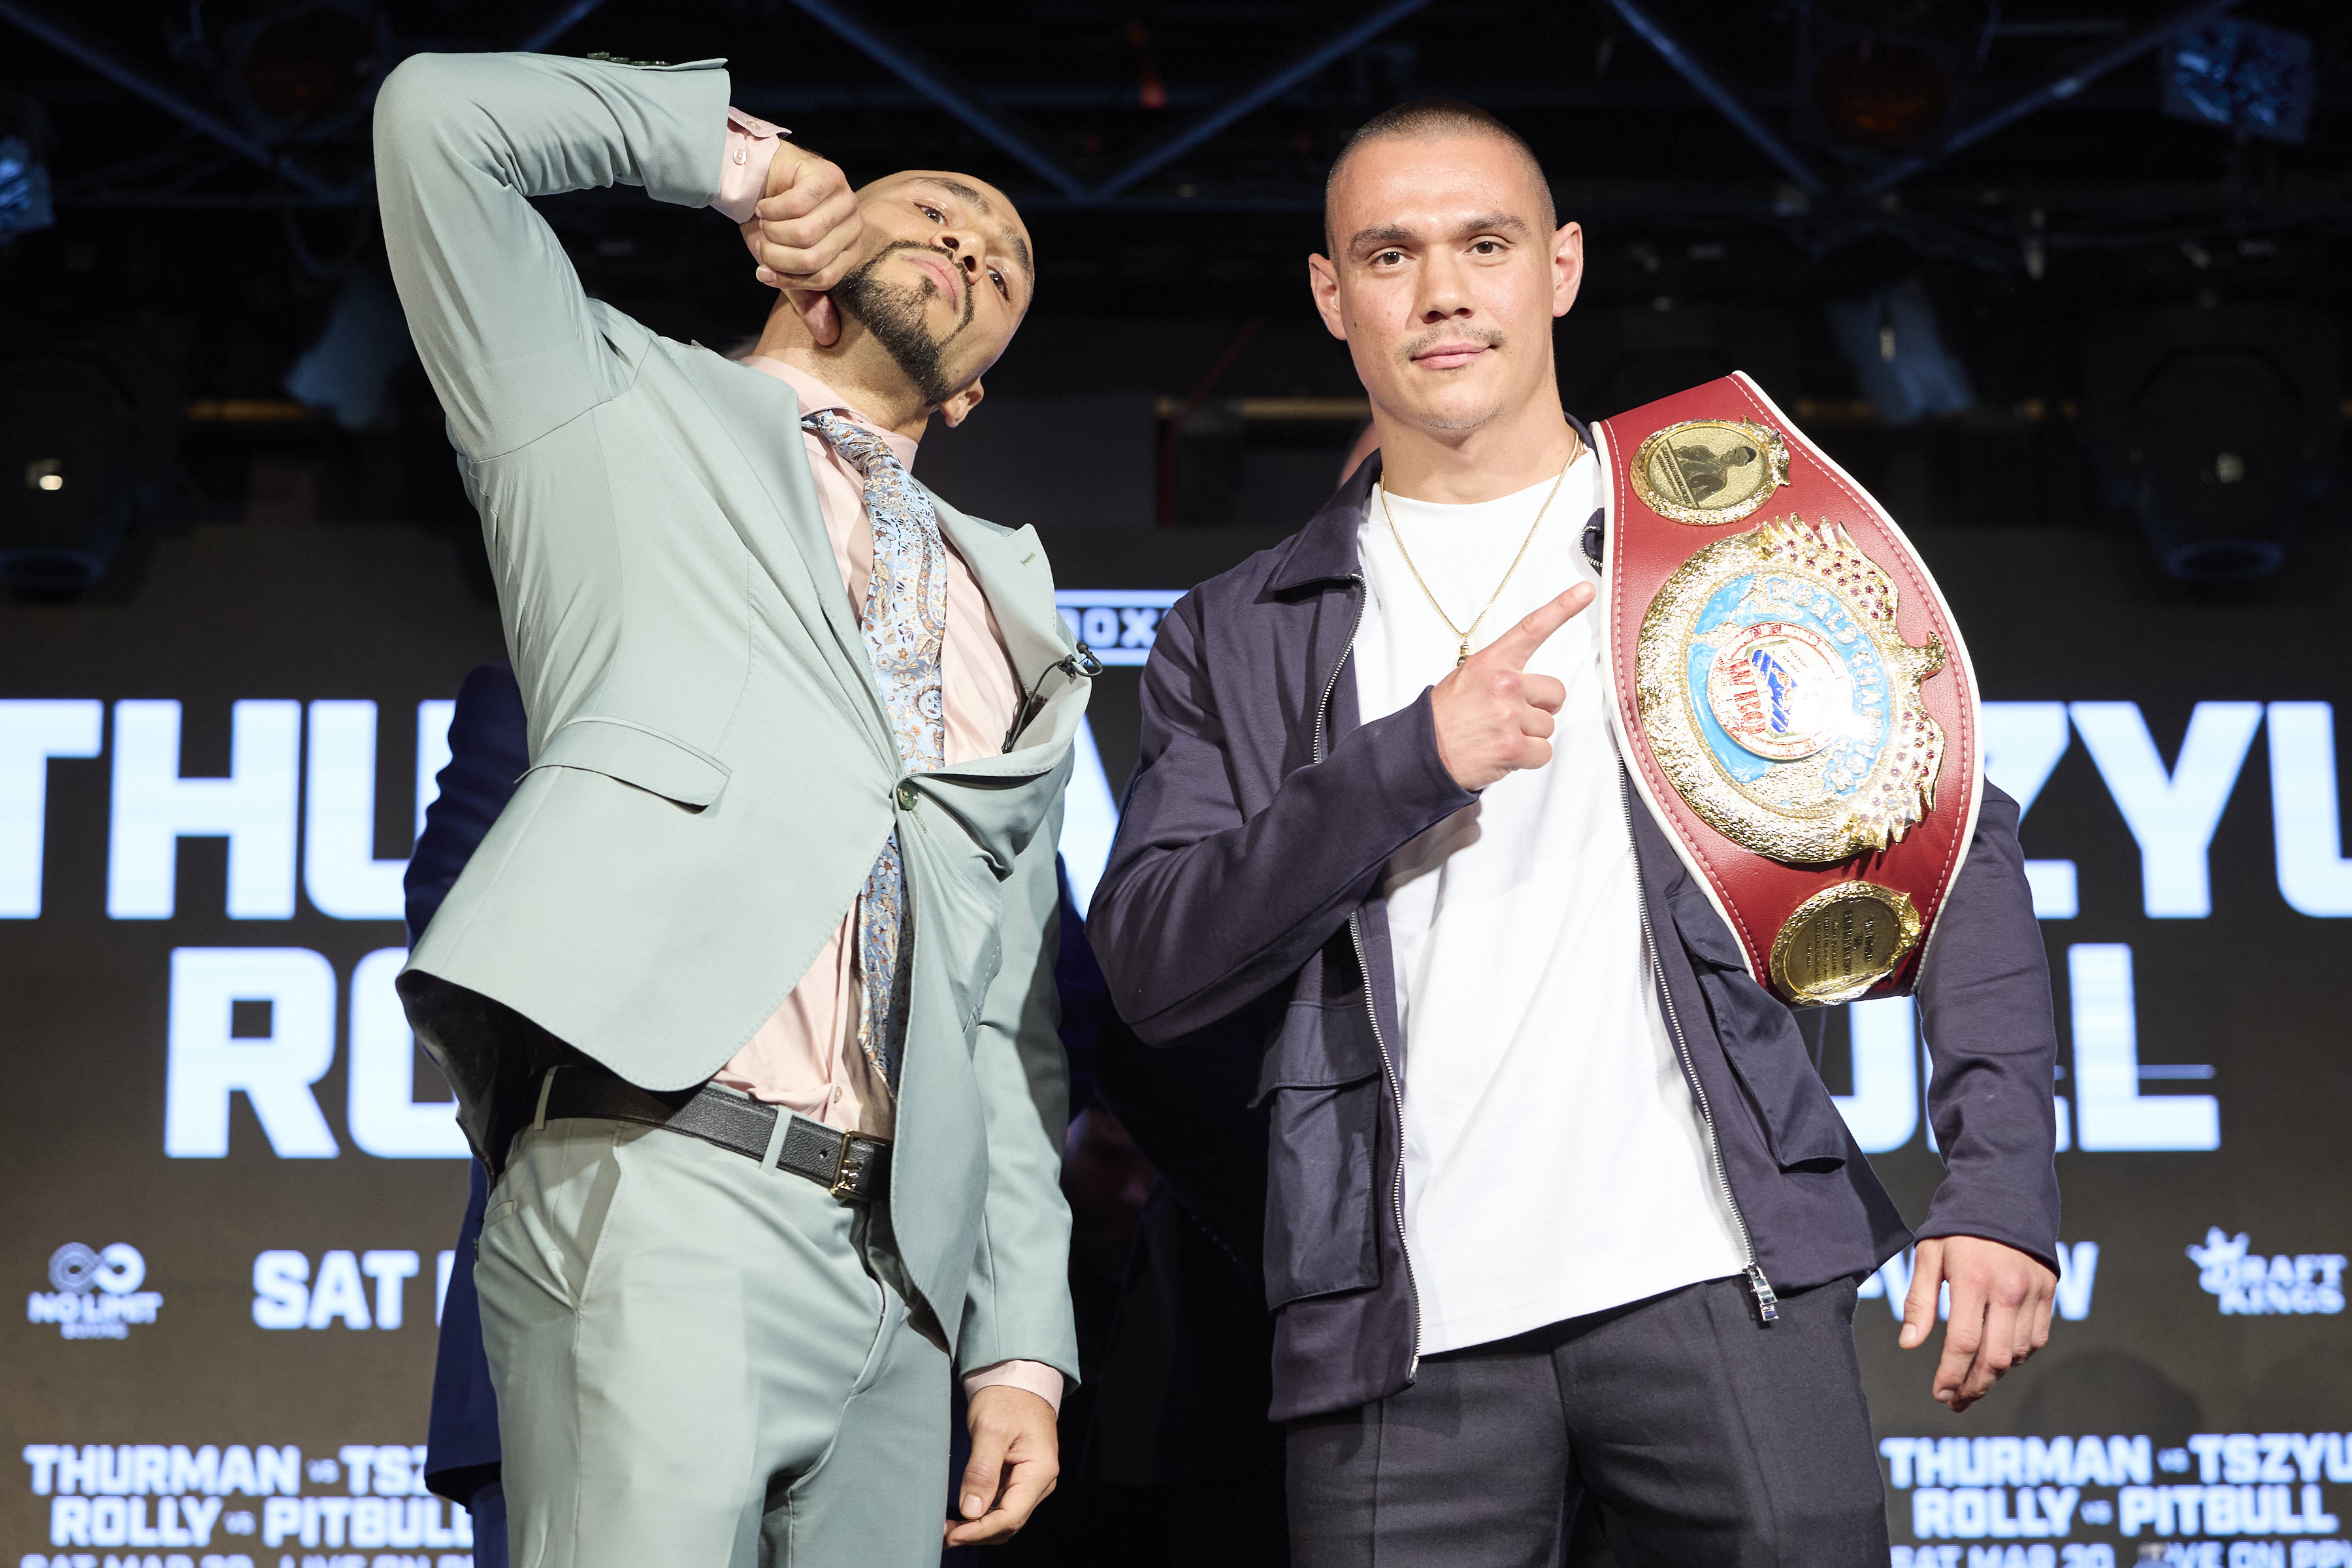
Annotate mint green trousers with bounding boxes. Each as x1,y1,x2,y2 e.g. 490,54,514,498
476,1113,951,1567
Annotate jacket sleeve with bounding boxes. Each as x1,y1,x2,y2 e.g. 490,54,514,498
1910,780,2064,1275
1088,591,1476,1043
956,782,1081,1386
374,52,730,461
403,662,529,946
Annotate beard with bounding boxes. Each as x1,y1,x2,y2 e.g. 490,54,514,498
832,242,977,407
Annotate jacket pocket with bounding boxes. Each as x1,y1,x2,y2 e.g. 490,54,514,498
1250,982,1386,1106
1261,1071,1384,1309
1693,967,1852,1173
527,715,730,809
1665,872,1751,972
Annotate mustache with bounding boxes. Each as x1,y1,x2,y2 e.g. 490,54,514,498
882,242,973,315
1400,325,1505,361
832,240,979,407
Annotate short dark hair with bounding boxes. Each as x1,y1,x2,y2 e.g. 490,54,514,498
1324,99,1556,253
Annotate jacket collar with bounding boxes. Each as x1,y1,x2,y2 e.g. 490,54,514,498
668,340,1078,781
925,489,1088,781
1267,450,1380,593
1268,412,1598,595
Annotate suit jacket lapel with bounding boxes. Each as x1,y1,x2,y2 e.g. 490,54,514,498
668,344,896,764
927,488,1085,781
670,343,1081,782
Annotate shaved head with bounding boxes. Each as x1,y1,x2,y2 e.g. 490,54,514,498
1324,99,1554,254
1306,97,1584,480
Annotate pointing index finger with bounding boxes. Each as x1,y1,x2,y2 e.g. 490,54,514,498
1483,584,1593,672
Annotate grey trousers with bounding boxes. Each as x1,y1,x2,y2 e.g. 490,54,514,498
476,1109,951,1568
1288,1275,1887,1568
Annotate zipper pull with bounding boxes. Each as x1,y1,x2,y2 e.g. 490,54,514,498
1746,1264,1780,1323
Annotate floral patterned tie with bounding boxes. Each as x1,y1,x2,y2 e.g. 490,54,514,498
804,410,948,1090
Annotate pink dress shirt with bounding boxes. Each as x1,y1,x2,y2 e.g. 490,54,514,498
710,358,1023,1141
705,127,1064,1407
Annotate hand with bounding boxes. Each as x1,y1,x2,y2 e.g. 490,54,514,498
1901,1235,2059,1413
945,1385,1060,1546
1428,585,1593,791
738,141,864,346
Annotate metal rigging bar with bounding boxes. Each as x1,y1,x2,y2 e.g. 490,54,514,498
785,0,1085,199
0,0,348,202
1599,0,1829,199
1854,0,2246,195
1091,0,1437,201
515,0,613,54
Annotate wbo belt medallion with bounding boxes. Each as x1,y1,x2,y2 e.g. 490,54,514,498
1635,515,1948,866
1769,881,1925,1006
1598,374,1984,1009
1629,418,1791,525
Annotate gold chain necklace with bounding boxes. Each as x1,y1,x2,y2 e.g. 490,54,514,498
1378,460,1573,668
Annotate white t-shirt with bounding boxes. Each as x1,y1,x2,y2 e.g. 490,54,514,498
1354,453,1747,1356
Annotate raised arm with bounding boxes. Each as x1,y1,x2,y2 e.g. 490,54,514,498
374,52,730,460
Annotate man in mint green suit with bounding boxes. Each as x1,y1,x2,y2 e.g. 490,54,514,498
375,48,1088,1566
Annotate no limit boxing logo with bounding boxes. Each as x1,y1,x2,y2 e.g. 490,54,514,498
25,1243,165,1340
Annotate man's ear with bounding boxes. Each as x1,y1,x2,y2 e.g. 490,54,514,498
940,379,986,428
1550,220,1585,319
1308,253,1347,341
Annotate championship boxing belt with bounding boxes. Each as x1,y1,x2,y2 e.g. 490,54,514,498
1592,372,1984,1007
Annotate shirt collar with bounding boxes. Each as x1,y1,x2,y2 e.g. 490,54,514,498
747,356,921,472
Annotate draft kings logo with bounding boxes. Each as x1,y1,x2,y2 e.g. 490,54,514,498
25,1246,164,1341
2188,1230,2348,1316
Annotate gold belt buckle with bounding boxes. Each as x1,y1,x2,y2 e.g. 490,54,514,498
828,1135,876,1200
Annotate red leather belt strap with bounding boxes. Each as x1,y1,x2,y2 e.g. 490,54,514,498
1593,372,1984,1005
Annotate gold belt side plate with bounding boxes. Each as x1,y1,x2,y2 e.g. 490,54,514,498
1634,515,1947,865
1770,882,1924,1005
1629,418,1792,526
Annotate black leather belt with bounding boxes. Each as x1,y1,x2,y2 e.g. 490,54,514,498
540,1066,890,1202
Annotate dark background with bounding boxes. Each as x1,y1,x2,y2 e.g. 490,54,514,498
2,1,2348,1564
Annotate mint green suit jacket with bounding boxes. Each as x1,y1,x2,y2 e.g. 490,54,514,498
374,52,1086,1384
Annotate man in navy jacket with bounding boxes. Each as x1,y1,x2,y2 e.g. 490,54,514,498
1089,102,2061,1566
406,664,531,1568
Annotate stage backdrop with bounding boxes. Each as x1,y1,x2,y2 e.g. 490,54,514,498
4,512,2347,1568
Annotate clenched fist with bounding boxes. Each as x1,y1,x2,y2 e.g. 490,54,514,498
1428,585,1593,791
739,141,864,345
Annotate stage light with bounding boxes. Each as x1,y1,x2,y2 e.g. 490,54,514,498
1825,277,1974,427
2084,306,2340,583
283,273,414,429
1795,0,1997,155
214,1,389,140
0,95,54,244
2161,18,2315,146
0,357,139,595
1813,37,1949,152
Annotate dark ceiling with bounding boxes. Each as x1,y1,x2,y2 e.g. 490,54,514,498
0,1,2346,574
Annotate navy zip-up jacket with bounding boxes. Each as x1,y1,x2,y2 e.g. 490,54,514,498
1088,444,2061,1424
410,663,530,1518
